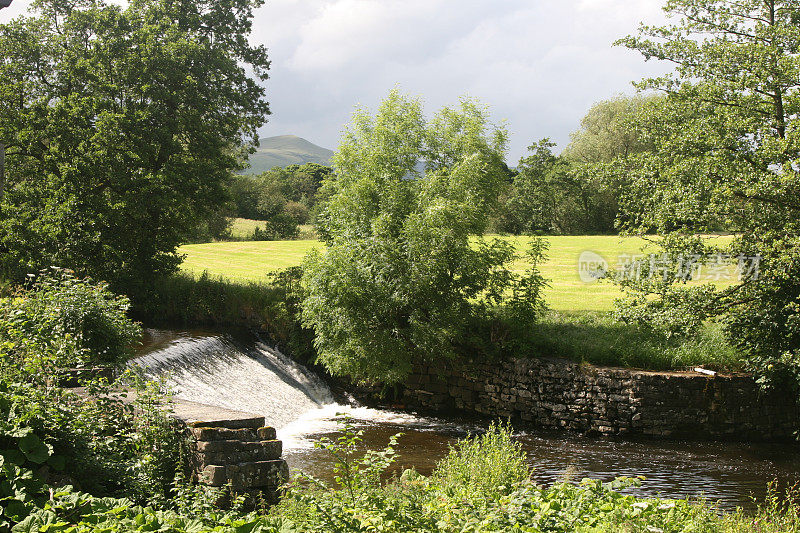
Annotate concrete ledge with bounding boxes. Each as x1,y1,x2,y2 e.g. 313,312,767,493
172,400,265,429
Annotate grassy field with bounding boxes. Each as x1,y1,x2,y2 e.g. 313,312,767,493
180,235,737,312
228,217,316,240
175,234,742,369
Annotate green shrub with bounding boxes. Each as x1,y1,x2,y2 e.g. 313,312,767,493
1,375,186,502
252,214,299,241
0,269,141,373
430,422,528,502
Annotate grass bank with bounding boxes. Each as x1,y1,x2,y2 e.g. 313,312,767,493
137,271,744,372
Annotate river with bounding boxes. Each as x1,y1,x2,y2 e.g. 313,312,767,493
134,328,800,511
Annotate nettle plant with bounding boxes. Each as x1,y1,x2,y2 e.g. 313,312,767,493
0,268,141,375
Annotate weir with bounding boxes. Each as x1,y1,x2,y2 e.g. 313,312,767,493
134,330,334,430
132,330,337,503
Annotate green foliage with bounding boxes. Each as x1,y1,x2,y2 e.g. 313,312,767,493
0,415,54,527
0,269,141,373
12,485,285,533
430,423,528,502
302,91,548,384
612,0,800,397
0,0,270,291
562,94,660,164
532,311,742,371
226,164,332,241
0,371,190,527
497,140,617,235
276,419,740,532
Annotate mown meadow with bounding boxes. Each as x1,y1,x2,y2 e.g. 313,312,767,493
180,228,734,312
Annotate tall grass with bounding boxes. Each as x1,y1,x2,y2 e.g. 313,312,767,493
530,311,744,371
133,271,742,372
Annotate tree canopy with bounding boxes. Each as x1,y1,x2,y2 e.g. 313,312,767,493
562,94,660,164
615,0,800,393
301,92,547,384
0,0,270,291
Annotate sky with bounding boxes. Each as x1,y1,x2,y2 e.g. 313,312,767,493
1,0,671,162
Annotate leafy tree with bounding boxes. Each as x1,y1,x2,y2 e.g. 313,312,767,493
562,94,660,164
497,140,616,235
0,269,142,372
228,175,264,221
226,163,332,239
0,0,270,291
302,92,547,384
615,0,800,394
264,162,331,207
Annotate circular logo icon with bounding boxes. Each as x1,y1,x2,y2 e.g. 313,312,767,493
578,251,608,284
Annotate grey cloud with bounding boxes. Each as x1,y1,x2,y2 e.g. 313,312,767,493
2,0,671,161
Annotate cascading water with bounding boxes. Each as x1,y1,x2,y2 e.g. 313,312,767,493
135,329,800,510
133,329,335,430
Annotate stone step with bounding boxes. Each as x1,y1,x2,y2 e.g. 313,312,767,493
172,400,265,429
195,439,280,453
184,416,265,430
191,426,276,442
195,440,283,468
201,459,289,490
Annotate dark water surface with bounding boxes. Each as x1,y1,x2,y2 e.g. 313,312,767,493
136,329,800,511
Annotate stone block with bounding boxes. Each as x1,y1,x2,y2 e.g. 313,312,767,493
227,460,289,491
196,440,283,468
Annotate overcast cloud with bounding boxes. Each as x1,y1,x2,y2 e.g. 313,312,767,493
1,0,671,161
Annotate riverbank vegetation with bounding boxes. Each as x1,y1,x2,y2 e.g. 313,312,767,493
0,273,795,530
138,270,744,373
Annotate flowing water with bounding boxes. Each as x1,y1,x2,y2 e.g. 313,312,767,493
135,329,800,511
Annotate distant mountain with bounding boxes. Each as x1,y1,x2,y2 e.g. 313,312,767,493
241,135,333,174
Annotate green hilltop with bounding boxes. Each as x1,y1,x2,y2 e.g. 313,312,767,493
242,135,333,174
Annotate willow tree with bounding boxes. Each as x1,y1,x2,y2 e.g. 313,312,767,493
0,0,270,291
616,0,800,392
301,92,547,384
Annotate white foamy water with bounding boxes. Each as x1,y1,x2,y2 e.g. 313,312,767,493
133,331,334,430
279,403,443,450
132,330,453,450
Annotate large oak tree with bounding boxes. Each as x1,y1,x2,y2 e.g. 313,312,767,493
0,0,270,291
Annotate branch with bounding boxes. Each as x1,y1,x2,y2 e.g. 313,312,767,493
732,190,800,211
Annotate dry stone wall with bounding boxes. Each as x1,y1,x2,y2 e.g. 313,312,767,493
397,357,798,441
